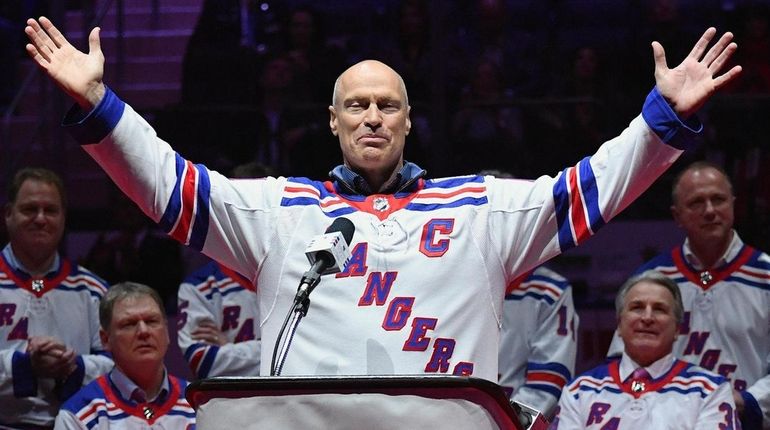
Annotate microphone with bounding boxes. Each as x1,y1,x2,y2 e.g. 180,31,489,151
294,217,355,304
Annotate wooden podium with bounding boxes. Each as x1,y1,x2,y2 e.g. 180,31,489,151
186,375,544,429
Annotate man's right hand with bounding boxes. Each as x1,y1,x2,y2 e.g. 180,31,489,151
28,336,77,379
25,16,106,110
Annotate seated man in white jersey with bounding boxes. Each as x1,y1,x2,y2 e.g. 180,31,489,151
0,167,113,428
606,161,770,429
176,162,273,379
23,17,741,383
552,271,739,429
55,282,195,429
499,265,578,420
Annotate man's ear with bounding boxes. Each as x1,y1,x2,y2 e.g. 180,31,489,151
329,106,338,136
405,106,411,135
99,328,111,353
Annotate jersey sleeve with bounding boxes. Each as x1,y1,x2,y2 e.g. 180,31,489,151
66,87,281,281
54,408,88,430
487,88,695,280
694,380,742,429
745,373,770,429
177,271,260,378
511,271,578,418
549,386,583,429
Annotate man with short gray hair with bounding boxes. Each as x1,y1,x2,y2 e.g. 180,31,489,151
55,282,195,429
553,271,739,429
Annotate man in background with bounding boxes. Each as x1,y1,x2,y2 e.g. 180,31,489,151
555,271,739,429
56,282,195,428
0,167,113,427
608,161,770,428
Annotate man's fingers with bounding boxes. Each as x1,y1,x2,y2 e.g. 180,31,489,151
651,41,667,74
39,16,69,49
701,32,734,68
713,65,743,91
88,27,102,56
708,42,737,75
686,27,717,61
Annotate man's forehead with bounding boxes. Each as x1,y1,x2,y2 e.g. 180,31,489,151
625,282,673,304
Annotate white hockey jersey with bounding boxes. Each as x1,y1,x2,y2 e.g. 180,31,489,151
0,247,114,427
552,355,740,429
177,260,260,378
498,266,577,418
66,86,688,382
54,372,195,429
608,232,770,428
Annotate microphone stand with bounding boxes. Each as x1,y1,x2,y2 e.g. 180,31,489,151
270,262,324,376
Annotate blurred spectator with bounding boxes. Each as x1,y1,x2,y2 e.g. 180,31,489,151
181,0,259,105
725,4,770,94
251,54,336,177
451,59,525,175
0,1,49,111
83,191,183,314
278,6,345,104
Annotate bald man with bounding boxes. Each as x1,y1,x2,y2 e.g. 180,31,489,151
24,17,740,382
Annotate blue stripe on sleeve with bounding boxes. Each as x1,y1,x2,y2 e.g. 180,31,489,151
198,346,219,379
641,87,703,150
577,158,605,235
159,154,187,234
63,86,126,144
553,169,575,251
189,163,211,251
12,351,36,397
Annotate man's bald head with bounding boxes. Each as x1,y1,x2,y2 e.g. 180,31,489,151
331,60,409,108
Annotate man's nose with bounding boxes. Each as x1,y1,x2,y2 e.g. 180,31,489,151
363,105,382,129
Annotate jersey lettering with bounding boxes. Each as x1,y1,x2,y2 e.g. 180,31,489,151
425,338,455,373
453,362,474,376
557,305,569,336
679,311,691,334
358,272,398,306
221,306,241,331
718,402,735,430
234,318,256,342
734,379,746,392
419,219,454,258
403,317,437,351
177,300,189,329
336,243,368,278
587,402,611,425
0,303,16,325
382,297,414,330
700,349,721,371
600,418,620,430
683,331,710,355
8,317,28,340
717,363,737,381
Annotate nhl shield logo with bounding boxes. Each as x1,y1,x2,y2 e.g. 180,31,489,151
373,197,389,212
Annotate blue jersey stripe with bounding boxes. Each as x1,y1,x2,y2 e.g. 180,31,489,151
577,157,605,235
553,169,575,251
527,362,573,381
198,345,219,378
423,175,483,189
504,291,556,305
189,163,211,251
406,196,488,211
158,154,187,234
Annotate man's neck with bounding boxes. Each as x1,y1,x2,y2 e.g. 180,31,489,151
10,245,56,276
688,231,734,269
356,162,402,194
122,365,165,400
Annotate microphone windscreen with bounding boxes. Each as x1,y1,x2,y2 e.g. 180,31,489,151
326,217,355,245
